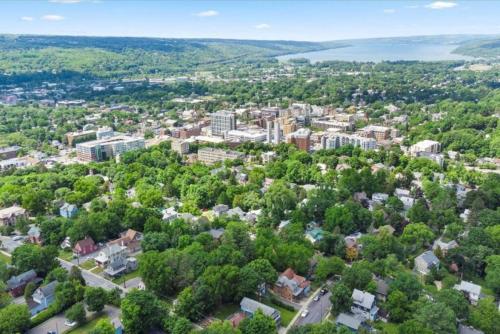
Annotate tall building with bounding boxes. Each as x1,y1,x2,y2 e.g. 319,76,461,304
410,140,441,155
274,121,281,144
210,111,236,136
266,120,273,144
360,125,391,140
197,147,244,165
287,128,311,151
323,133,377,151
76,136,145,162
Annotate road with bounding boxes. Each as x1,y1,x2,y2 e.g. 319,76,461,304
28,305,121,334
0,235,24,253
58,258,124,292
294,291,332,326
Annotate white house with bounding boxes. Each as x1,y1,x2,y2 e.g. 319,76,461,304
454,281,481,305
351,289,378,321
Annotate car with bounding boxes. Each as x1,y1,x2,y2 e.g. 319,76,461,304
301,309,310,318
64,319,77,327
12,236,23,241
47,331,57,334
320,288,327,296
313,295,320,302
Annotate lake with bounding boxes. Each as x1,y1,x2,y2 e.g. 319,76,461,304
277,42,475,62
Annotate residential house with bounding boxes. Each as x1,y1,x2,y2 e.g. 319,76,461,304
60,236,71,249
0,205,27,226
454,281,482,305
28,226,42,245
273,268,311,301
225,207,246,221
60,202,78,218
108,229,142,253
213,204,229,217
162,207,179,222
6,270,40,297
375,278,390,302
30,281,58,315
240,297,281,326
305,227,324,245
414,250,440,276
95,244,127,268
208,228,225,241
433,238,458,256
351,289,378,321
336,313,362,332
73,237,98,256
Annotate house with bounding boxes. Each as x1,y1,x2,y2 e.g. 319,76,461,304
95,244,128,268
213,204,229,217
372,193,389,204
6,270,40,297
273,268,311,301
108,229,142,253
30,281,58,315
336,313,362,332
433,238,458,256
225,207,246,221
345,232,363,251
208,228,225,241
414,250,440,276
240,297,281,325
73,237,98,256
60,236,71,249
278,220,291,231
0,205,27,226
351,289,378,321
59,202,78,218
162,207,179,222
28,226,42,245
104,256,137,278
458,324,484,334
305,227,324,244
454,281,482,305
375,278,390,302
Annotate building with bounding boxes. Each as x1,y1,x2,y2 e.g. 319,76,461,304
0,157,31,171
240,297,281,326
76,135,145,162
65,130,97,147
171,140,190,155
273,268,311,301
351,289,378,321
414,250,440,276
0,145,20,160
0,205,27,226
211,110,236,136
225,129,267,143
375,278,390,302
6,270,40,297
30,281,58,315
60,202,78,218
433,238,458,255
336,313,362,332
287,128,311,151
108,229,143,253
323,133,377,151
305,227,324,244
410,140,441,155
311,118,353,131
197,147,244,165
360,125,391,140
454,281,482,305
28,226,42,245
96,126,114,139
73,237,98,256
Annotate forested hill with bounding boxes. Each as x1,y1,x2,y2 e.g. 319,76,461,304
0,34,325,79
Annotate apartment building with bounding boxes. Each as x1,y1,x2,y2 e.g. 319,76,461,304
65,130,97,147
226,129,267,143
287,128,311,151
76,135,145,162
171,140,190,155
197,147,244,165
323,133,377,151
360,125,391,140
210,110,236,136
410,140,441,155
311,118,353,132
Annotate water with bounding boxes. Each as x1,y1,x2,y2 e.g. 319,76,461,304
277,41,474,62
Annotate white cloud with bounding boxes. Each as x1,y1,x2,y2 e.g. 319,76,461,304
195,10,219,17
383,9,396,14
255,23,271,29
49,0,81,3
425,1,458,9
41,14,65,21
21,16,34,21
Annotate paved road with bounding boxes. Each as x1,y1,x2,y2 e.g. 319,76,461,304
0,236,24,253
124,277,143,291
58,258,124,292
294,291,332,326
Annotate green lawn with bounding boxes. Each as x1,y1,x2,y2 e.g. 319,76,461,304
262,300,297,327
375,322,399,334
213,303,240,320
112,270,141,284
66,315,109,334
59,250,74,261
90,266,103,274
0,252,11,264
79,260,96,270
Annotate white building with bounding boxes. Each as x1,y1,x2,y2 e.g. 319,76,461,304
454,281,481,305
225,129,267,143
410,140,441,155
76,135,145,162
210,111,236,136
197,147,244,165
323,133,377,151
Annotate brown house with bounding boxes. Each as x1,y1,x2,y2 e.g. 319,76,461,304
73,237,98,256
108,229,142,253
273,268,311,301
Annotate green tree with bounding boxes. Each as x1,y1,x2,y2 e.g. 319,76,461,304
84,287,107,313
414,302,457,334
121,289,165,334
0,304,31,334
65,302,86,325
24,281,37,301
389,272,422,301
264,180,297,222
386,290,410,323
315,256,345,281
436,288,469,320
401,223,434,249
12,244,59,276
469,297,500,334
240,309,277,334
330,283,352,316
200,321,241,334
324,205,354,234
398,320,433,334
342,262,372,291
485,255,500,295
90,319,115,334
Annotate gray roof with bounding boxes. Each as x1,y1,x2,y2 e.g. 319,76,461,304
37,281,58,298
352,289,375,309
376,279,389,296
240,297,279,318
208,228,225,239
416,250,440,266
454,281,481,295
28,226,41,237
459,325,484,334
6,269,37,289
336,313,361,330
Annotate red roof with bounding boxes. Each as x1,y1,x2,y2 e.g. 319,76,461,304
74,237,95,249
282,268,310,288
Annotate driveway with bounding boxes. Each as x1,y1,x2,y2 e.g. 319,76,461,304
58,258,124,292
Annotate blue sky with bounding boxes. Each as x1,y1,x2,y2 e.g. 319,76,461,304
0,1,499,41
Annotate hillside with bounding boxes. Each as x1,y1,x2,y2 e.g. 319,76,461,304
453,38,500,59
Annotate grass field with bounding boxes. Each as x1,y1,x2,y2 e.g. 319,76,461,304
59,250,74,261
112,270,141,284
213,303,240,320
79,260,96,270
66,315,109,334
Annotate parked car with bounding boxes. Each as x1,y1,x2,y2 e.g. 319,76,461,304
320,288,327,296
301,309,310,318
313,295,320,302
64,319,77,327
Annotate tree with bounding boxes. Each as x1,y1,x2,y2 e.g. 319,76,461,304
11,244,59,276
240,309,277,334
436,289,469,320
46,267,69,283
90,319,115,334
56,281,85,311
315,256,345,281
407,199,431,223
175,287,202,321
398,320,433,334
65,302,86,325
386,290,410,323
485,255,500,295
0,304,31,334
342,262,372,291
469,297,500,334
264,180,297,222
324,205,354,234
401,223,434,249
414,302,457,334
85,287,107,313
200,321,241,334
330,283,352,316
69,266,86,285
24,281,37,301
389,272,422,301
121,290,165,334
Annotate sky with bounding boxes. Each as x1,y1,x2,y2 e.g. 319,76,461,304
0,1,499,41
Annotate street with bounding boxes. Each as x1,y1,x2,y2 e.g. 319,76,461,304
294,291,332,326
58,258,124,292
